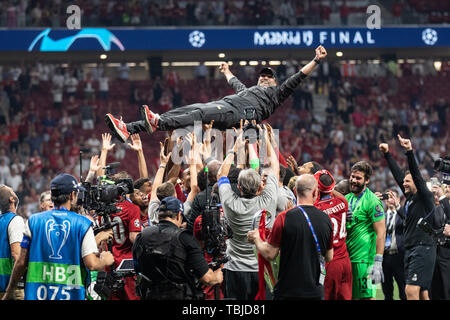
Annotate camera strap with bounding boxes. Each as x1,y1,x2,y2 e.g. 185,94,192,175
296,205,326,285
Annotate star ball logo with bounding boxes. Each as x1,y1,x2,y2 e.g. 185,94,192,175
189,30,206,48
422,28,438,46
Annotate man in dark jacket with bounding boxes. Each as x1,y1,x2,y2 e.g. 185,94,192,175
379,135,436,300
105,46,327,143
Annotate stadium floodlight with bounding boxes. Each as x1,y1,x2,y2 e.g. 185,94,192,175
100,54,107,60
434,61,442,72
336,51,343,57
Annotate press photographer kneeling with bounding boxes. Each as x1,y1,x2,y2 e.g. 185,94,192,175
132,197,223,300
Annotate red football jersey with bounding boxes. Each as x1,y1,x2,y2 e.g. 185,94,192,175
98,198,142,264
316,195,349,260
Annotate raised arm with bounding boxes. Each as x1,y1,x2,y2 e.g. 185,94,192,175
150,142,172,201
276,45,327,104
379,142,406,196
128,133,148,178
398,134,435,212
301,45,327,76
219,62,246,93
85,154,100,183
217,121,246,179
264,123,280,182
97,133,116,177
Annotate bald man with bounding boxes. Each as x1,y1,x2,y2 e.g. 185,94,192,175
248,174,333,299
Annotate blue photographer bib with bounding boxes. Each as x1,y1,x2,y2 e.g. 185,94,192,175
24,209,92,300
0,212,16,291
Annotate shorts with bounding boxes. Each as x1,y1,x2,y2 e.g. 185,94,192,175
351,262,376,299
324,256,352,300
404,245,436,290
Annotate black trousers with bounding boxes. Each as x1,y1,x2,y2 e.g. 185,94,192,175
382,250,407,300
431,246,450,300
127,101,243,133
223,269,259,300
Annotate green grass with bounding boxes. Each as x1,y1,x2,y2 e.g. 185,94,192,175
376,282,401,300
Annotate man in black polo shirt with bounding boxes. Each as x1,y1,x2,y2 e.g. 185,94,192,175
247,174,333,300
379,135,436,300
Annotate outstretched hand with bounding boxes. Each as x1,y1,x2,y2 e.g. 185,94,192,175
397,134,412,151
159,141,172,166
102,133,115,151
89,154,100,173
128,133,143,152
315,45,327,60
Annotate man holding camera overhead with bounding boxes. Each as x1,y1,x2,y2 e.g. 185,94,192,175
379,135,436,300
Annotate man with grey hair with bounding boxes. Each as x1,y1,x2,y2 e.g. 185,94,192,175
248,174,333,300
38,191,53,212
216,130,278,300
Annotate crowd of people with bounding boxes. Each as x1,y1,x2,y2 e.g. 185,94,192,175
0,0,447,28
1,113,449,300
0,56,448,224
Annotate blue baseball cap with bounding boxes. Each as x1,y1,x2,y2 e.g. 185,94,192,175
158,196,184,215
50,174,86,195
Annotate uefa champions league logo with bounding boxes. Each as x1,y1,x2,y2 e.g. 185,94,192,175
422,28,438,46
189,30,206,48
45,219,70,259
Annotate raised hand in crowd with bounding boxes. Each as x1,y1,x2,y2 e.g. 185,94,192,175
128,133,148,178
286,154,300,175
97,133,116,176
85,154,100,183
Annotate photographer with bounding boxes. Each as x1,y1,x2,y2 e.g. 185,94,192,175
2,174,114,300
375,189,406,300
92,133,142,300
379,135,436,300
216,122,279,300
96,171,141,301
132,197,223,300
430,183,450,300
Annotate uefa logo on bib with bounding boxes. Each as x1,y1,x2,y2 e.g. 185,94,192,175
422,28,438,46
189,30,206,48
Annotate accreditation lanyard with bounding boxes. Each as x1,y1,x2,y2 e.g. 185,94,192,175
350,189,367,212
296,205,326,285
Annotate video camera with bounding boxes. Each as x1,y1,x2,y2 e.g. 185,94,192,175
417,217,450,246
242,108,259,143
76,161,134,299
201,168,232,272
202,192,232,270
77,162,134,233
434,156,450,175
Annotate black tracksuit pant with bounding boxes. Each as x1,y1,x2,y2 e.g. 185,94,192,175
127,101,243,133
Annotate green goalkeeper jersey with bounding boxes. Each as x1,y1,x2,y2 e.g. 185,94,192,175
345,188,385,263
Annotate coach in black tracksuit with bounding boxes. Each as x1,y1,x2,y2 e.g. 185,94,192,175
379,135,436,300
109,46,327,138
